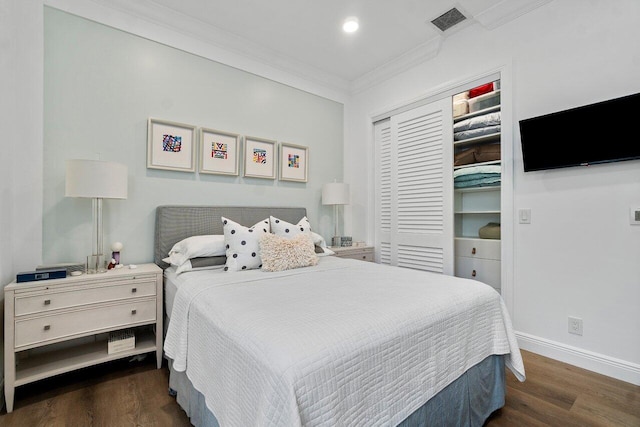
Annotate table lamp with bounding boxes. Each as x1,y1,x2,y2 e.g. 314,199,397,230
322,182,350,247
65,159,128,273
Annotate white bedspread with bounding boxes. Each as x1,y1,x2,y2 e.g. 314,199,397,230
164,257,525,427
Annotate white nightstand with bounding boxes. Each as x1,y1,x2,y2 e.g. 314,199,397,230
3,263,163,413
330,245,375,262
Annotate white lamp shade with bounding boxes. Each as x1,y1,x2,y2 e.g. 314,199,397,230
322,182,350,205
65,159,128,199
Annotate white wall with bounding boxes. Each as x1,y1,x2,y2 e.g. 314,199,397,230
346,0,640,384
42,8,344,265
0,1,44,286
0,0,44,398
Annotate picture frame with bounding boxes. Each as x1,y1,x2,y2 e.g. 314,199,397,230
147,118,197,172
243,136,277,179
199,127,240,176
279,142,308,182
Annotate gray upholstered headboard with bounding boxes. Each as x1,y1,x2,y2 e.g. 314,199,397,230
154,205,307,268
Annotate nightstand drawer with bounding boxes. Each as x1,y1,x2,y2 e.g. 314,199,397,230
337,250,374,262
15,281,156,316
15,298,156,349
454,256,501,290
330,246,375,262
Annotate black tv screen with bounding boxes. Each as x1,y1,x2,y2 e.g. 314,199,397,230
519,92,640,172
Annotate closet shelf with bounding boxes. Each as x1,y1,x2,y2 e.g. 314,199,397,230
454,185,501,193
454,210,501,215
453,132,500,148
455,236,501,242
454,160,501,170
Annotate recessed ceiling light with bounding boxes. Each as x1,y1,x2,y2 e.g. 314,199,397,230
343,17,359,33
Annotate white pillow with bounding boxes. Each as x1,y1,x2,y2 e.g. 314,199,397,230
317,246,335,257
222,216,270,272
260,232,318,272
175,260,225,275
311,231,327,247
270,216,312,239
164,235,226,267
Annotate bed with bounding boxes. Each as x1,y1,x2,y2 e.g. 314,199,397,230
155,205,525,426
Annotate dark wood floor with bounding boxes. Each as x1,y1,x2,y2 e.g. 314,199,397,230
1,350,638,426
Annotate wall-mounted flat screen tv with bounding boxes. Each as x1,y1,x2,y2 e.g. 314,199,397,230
519,92,640,172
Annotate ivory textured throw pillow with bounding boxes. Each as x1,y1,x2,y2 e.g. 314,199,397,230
259,232,318,272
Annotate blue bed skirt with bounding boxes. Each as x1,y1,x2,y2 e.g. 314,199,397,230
168,354,505,427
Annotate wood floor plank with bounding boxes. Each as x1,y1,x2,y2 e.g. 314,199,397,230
571,394,640,427
490,386,599,427
0,357,190,427
1,350,639,426
484,406,550,426
505,371,577,411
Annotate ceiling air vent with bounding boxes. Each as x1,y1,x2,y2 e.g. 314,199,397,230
430,7,467,32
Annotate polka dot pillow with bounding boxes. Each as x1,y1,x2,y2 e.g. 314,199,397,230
269,216,312,240
222,216,270,272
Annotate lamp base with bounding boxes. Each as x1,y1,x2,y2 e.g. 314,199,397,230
86,254,107,274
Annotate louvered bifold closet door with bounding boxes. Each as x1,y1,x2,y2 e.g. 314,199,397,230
375,98,453,274
375,119,392,264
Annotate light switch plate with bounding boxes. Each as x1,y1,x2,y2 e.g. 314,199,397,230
519,208,531,224
630,207,640,225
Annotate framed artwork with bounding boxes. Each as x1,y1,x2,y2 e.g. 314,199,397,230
199,128,240,176
243,136,277,179
147,118,197,172
279,142,308,182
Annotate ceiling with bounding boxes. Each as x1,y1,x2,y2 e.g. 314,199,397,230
79,0,550,92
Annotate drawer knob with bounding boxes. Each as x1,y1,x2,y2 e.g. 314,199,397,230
131,309,137,315
43,325,51,331
131,287,137,293
472,269,477,277
471,247,476,255
44,299,51,305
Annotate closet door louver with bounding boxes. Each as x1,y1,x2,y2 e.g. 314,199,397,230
375,119,392,265
375,99,453,274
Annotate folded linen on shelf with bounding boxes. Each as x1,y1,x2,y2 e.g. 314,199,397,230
454,176,501,189
454,165,501,189
454,165,501,178
454,112,501,133
454,125,501,141
454,143,501,166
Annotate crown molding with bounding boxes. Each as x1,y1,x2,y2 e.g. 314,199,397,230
44,0,550,98
350,37,442,95
349,0,550,94
44,0,350,102
474,0,553,30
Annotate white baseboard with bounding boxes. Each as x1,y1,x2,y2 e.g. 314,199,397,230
517,332,640,386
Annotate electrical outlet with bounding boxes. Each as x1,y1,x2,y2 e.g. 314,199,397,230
568,316,583,336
